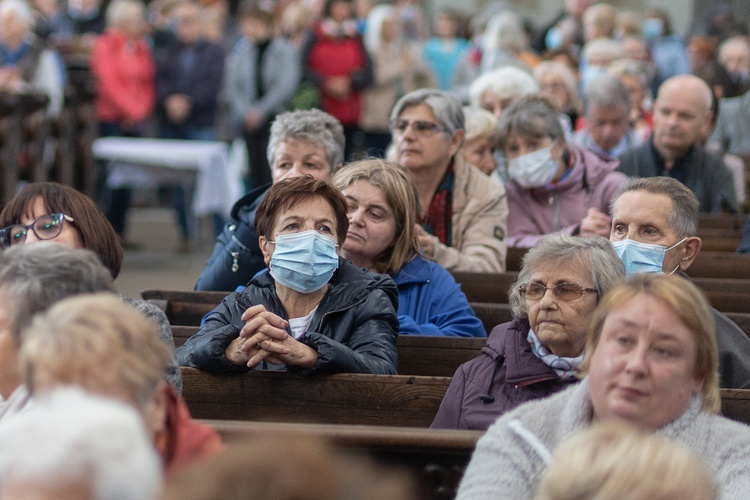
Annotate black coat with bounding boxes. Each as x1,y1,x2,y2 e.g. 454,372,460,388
178,258,399,375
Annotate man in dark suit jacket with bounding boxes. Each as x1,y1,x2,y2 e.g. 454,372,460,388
617,75,738,213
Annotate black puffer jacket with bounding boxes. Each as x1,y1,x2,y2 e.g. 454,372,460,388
194,184,269,292
178,258,399,375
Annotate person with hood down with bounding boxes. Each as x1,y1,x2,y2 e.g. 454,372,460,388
431,234,624,430
498,95,627,248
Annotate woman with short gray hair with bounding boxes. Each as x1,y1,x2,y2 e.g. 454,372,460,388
389,88,508,272
497,94,627,248
196,109,345,291
432,234,625,431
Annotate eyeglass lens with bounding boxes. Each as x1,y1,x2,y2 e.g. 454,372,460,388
390,119,446,134
521,282,588,301
1,214,65,247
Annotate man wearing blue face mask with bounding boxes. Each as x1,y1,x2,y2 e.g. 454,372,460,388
609,176,750,389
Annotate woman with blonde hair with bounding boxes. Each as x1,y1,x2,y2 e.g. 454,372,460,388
457,274,750,499
461,106,499,178
335,158,485,337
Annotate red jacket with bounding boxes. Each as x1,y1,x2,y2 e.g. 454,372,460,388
156,385,223,477
304,22,371,125
91,29,155,124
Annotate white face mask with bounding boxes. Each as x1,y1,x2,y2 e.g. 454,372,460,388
507,143,559,189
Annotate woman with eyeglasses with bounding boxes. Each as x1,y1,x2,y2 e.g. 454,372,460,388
0,181,182,393
431,234,625,431
498,94,627,249
388,88,508,273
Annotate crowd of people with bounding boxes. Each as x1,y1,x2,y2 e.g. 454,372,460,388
0,0,749,498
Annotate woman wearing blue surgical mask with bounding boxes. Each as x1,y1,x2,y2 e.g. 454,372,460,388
177,176,399,375
499,95,627,248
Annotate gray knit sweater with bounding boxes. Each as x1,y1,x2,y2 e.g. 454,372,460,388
457,378,750,499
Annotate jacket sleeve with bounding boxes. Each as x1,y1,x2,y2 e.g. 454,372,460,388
292,287,399,376
710,157,739,213
194,219,263,291
254,41,301,119
714,309,750,389
433,179,508,273
399,269,486,337
175,294,250,373
189,43,225,110
431,363,468,429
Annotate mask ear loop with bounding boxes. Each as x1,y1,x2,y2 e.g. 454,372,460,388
666,238,688,275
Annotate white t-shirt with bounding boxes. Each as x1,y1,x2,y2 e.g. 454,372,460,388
288,306,319,339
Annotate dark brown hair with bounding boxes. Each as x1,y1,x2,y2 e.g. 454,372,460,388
255,176,349,246
0,183,123,278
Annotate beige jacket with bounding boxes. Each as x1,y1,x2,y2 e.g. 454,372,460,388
427,157,508,272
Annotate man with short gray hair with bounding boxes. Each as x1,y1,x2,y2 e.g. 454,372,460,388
0,243,116,420
609,176,750,388
574,73,638,157
617,75,738,212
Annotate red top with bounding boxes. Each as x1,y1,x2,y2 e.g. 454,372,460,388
156,385,223,478
91,29,155,124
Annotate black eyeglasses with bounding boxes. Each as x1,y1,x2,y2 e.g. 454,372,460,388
0,213,75,248
519,282,598,301
388,118,449,136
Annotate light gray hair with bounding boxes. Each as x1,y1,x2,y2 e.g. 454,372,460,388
0,387,161,500
509,234,626,318
468,66,540,108
0,243,116,342
496,94,567,148
390,88,465,137
611,177,699,239
581,38,624,65
267,109,345,171
105,0,145,28
582,73,632,116
0,0,35,26
608,58,653,92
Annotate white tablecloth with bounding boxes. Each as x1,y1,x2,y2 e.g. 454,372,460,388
92,137,243,217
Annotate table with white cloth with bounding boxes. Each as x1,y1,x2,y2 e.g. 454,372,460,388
92,137,244,240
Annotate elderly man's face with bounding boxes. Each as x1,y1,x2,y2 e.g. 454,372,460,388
0,11,29,45
587,104,630,152
652,79,711,159
610,190,684,273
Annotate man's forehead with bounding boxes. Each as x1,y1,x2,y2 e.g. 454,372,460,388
613,190,674,220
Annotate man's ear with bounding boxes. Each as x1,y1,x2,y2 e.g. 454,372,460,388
678,236,702,271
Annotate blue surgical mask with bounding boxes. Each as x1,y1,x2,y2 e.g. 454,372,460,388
545,27,564,51
612,238,686,276
507,142,559,189
580,65,608,91
641,18,664,39
269,230,339,294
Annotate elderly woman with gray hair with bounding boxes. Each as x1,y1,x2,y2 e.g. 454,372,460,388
431,234,625,431
499,94,627,248
389,88,508,272
195,109,345,291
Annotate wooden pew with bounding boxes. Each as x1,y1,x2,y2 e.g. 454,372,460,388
181,367,750,429
206,420,481,500
698,213,746,231
181,367,450,427
173,327,484,377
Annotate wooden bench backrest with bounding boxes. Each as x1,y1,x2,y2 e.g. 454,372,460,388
181,368,750,428
181,367,450,427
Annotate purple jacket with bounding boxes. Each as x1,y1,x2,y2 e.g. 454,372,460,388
430,317,577,431
507,145,627,248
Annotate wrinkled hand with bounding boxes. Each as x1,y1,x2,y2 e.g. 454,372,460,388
415,224,438,260
579,207,612,237
325,75,351,99
225,304,318,369
165,94,192,123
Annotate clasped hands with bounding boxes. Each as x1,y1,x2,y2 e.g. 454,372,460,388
225,305,318,369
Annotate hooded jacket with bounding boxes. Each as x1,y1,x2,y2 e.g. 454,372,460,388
506,145,626,248
431,317,575,430
178,258,399,375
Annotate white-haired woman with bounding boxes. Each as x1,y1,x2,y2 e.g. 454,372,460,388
468,66,539,118
0,0,64,116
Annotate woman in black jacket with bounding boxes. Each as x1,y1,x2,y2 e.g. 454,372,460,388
178,176,399,375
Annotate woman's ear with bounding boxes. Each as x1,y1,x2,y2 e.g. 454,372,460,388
259,235,273,266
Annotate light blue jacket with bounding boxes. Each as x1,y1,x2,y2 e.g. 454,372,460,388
393,256,486,337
